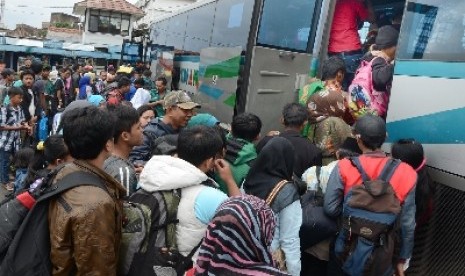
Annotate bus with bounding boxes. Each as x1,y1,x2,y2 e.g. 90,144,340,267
149,1,465,273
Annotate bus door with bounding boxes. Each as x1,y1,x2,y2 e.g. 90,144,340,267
241,0,324,132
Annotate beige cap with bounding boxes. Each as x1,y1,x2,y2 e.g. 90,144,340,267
164,90,201,110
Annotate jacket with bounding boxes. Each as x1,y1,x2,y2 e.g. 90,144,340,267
48,160,126,276
129,118,178,164
215,135,257,193
138,155,228,256
104,155,138,196
324,153,417,260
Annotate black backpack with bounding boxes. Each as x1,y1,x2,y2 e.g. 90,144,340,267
120,188,202,276
0,169,107,276
300,166,338,250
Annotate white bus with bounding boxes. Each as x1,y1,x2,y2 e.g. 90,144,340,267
150,1,465,273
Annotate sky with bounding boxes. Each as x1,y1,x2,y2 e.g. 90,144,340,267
3,0,138,29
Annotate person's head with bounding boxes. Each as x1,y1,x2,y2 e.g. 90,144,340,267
23,58,32,68
374,25,399,59
99,70,107,81
187,113,219,128
107,104,143,147
281,103,308,130
155,76,167,93
163,90,200,129
30,61,43,75
42,64,51,79
134,77,145,89
391,139,425,171
143,70,152,78
1,68,15,83
336,137,362,159
0,61,5,72
72,64,82,73
43,135,71,166
177,125,224,172
62,68,72,79
231,113,262,142
8,87,23,107
353,114,387,151
13,147,35,168
136,59,143,68
137,105,156,128
133,71,141,80
21,69,35,88
118,76,131,94
321,56,345,84
88,95,106,107
62,106,115,160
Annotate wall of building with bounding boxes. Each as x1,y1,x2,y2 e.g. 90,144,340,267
46,26,82,43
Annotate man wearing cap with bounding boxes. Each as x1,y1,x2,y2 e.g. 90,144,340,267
324,114,416,276
0,69,15,105
129,90,200,165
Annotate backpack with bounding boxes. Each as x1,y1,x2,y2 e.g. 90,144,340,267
119,188,202,276
300,166,338,250
334,157,402,276
347,57,389,119
0,169,108,276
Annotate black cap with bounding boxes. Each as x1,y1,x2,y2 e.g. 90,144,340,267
353,114,386,140
375,25,399,49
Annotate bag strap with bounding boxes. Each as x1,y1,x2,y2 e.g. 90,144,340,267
377,158,401,182
315,166,323,196
38,171,107,202
349,157,371,182
266,180,289,206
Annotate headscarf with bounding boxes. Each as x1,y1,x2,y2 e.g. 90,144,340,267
307,87,346,124
194,195,289,276
78,75,91,100
243,137,295,200
88,95,105,107
187,113,219,128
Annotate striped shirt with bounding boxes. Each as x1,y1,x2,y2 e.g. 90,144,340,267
0,105,25,152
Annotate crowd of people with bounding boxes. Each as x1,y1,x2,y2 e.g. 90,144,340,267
0,1,435,275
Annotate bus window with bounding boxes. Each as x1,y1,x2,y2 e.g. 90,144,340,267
397,0,465,61
256,0,318,52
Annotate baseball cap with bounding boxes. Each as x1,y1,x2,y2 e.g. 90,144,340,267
164,90,201,110
353,114,386,140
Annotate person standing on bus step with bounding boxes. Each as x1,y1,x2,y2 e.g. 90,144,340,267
328,0,376,90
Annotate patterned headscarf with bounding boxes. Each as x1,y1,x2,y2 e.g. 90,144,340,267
307,87,346,124
195,195,288,276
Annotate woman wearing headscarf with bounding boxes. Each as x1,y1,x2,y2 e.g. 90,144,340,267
307,87,352,165
243,137,302,276
78,75,92,100
194,195,289,276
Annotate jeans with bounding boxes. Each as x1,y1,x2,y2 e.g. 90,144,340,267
14,168,28,192
0,149,11,184
329,52,364,91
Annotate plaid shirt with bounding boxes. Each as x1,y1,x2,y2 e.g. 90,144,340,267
0,105,25,152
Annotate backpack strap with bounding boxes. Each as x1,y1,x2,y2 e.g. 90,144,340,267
266,180,289,206
315,166,324,197
38,171,107,202
349,157,371,182
377,159,401,182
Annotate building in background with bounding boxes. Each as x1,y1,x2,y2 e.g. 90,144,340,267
135,0,198,27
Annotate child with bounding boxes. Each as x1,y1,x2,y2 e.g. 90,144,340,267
23,135,71,191
12,147,34,193
130,78,151,109
0,87,31,191
348,25,399,120
104,104,143,195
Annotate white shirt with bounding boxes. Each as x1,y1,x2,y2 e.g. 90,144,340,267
130,88,151,109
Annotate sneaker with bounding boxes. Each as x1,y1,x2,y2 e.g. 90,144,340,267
4,183,14,191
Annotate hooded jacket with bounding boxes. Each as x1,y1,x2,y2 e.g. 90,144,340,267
129,118,179,165
138,155,228,256
215,135,257,193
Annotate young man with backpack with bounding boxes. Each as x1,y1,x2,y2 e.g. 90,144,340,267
0,106,126,275
124,125,240,275
324,114,416,276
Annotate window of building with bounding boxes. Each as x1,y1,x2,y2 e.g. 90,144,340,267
88,10,131,36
